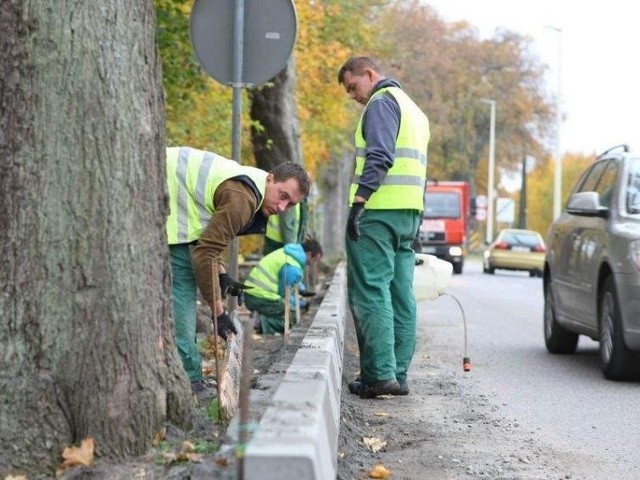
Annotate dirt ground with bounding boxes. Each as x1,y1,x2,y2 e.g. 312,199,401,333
337,312,580,480
49,265,578,479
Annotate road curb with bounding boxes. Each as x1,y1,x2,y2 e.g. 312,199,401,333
243,263,347,479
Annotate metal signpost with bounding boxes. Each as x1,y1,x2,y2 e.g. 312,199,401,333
190,0,297,282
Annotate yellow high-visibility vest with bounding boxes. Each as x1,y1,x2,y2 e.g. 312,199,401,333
166,146,267,244
245,248,303,301
349,87,430,210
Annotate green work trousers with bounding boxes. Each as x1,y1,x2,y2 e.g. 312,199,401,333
346,208,421,384
169,244,203,382
244,293,298,334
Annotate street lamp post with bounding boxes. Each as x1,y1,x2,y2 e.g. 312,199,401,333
545,26,563,219
481,98,496,243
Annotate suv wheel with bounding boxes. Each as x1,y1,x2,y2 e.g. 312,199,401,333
599,277,640,380
544,281,578,354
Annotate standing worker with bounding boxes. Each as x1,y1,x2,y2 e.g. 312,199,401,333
338,56,430,398
166,146,311,399
263,199,307,255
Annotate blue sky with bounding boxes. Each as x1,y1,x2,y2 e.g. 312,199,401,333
425,0,638,156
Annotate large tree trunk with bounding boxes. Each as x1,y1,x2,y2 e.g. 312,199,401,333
0,1,191,475
249,57,302,170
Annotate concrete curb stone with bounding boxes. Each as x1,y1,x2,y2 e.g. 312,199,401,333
241,263,347,480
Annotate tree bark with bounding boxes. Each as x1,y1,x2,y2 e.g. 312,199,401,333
0,1,191,475
249,57,302,170
319,151,352,257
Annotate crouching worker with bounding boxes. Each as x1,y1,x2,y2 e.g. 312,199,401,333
244,238,323,334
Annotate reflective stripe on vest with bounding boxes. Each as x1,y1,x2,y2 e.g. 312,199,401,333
166,146,268,244
245,248,303,301
265,203,301,243
349,87,430,210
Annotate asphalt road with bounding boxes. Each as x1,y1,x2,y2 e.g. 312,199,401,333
422,256,640,479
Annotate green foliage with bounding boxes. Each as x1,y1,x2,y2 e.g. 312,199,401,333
154,0,239,154
154,0,206,112
206,398,222,422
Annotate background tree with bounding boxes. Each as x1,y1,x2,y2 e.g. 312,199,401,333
0,1,190,475
250,57,303,171
526,152,593,235
154,0,558,254
155,0,237,155
377,1,554,189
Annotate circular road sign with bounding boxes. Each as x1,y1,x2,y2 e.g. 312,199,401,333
190,0,297,87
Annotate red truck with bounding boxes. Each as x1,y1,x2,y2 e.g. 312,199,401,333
418,181,473,274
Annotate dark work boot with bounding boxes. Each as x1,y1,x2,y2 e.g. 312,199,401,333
396,379,410,396
349,377,409,396
348,379,402,399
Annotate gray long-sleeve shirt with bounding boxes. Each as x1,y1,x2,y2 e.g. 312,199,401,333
355,78,402,200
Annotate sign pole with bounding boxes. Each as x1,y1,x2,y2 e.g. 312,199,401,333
227,0,245,304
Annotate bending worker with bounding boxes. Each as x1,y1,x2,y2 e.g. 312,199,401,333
244,238,323,334
166,146,311,397
338,56,430,398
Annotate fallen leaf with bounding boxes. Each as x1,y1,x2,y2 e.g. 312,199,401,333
175,451,202,462
163,452,177,462
153,428,166,446
5,476,27,480
373,411,390,417
215,456,230,467
368,463,392,478
56,437,95,476
362,436,387,453
181,440,196,452
61,437,94,467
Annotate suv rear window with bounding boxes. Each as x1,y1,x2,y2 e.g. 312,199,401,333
626,158,640,214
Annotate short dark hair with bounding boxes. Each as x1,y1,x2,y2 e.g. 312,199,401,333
302,237,323,257
270,162,311,197
337,56,384,84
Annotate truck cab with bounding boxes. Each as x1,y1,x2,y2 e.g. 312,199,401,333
418,181,472,274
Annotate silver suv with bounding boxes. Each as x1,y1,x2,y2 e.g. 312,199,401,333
544,144,640,380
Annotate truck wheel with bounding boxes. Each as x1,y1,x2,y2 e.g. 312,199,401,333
453,262,463,274
599,277,640,380
544,281,578,354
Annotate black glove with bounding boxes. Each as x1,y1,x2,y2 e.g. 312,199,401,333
347,203,365,241
218,273,249,306
300,290,317,298
214,311,238,341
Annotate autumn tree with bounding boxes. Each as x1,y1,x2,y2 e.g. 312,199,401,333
526,152,594,235
375,1,554,190
0,2,191,475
